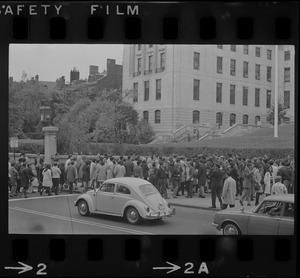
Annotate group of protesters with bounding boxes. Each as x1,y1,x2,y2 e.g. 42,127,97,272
9,152,294,209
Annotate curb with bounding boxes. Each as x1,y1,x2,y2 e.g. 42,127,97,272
167,202,220,211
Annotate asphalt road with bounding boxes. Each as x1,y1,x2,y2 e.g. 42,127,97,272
9,195,222,235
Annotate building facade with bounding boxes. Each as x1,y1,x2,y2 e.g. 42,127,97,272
122,44,295,136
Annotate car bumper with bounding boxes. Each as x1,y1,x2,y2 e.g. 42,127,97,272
211,222,221,231
146,207,176,219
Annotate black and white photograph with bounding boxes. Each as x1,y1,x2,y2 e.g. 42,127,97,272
8,44,295,235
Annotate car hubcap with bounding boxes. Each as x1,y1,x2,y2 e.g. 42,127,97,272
80,202,86,213
129,210,137,221
224,225,238,235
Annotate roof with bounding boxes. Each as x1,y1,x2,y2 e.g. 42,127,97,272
104,177,151,188
264,194,294,203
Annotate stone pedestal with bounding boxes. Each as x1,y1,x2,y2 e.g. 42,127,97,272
42,126,59,165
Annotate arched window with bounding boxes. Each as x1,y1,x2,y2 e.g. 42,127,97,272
192,110,200,124
255,116,261,125
143,111,149,123
216,112,223,126
243,115,249,124
230,113,236,126
154,110,161,124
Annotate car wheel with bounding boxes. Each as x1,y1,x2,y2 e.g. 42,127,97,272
223,222,241,235
125,207,140,224
77,200,90,216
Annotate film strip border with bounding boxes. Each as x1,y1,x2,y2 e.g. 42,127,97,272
5,235,296,276
0,2,298,42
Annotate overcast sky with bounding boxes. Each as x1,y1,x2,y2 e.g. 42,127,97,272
9,44,124,82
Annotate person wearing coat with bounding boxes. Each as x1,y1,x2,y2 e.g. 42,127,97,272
133,161,143,179
197,159,207,198
186,161,195,198
96,161,107,188
114,161,126,178
264,165,275,196
209,164,225,209
239,163,253,206
221,170,237,209
252,163,263,206
41,164,53,196
82,161,91,192
66,161,77,194
19,163,30,198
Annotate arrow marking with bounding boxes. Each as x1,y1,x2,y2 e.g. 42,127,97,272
153,261,181,274
4,261,33,274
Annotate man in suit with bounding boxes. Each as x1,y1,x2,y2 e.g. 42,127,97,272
209,164,225,208
66,160,77,194
156,162,168,199
221,170,237,209
124,156,134,177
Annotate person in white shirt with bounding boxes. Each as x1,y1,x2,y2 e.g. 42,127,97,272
51,162,61,195
271,176,288,195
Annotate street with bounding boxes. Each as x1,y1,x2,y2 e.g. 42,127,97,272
9,194,221,235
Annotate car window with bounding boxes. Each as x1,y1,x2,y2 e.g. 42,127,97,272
99,183,115,193
257,201,283,217
283,203,294,218
116,184,131,195
139,184,158,196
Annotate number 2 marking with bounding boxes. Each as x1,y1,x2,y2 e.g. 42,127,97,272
184,262,194,274
36,263,47,275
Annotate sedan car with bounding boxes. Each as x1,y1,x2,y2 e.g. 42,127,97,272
212,194,294,235
74,177,175,224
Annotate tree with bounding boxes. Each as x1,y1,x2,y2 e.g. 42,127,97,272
267,97,288,125
136,120,156,144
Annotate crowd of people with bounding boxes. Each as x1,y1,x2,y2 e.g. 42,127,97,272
8,152,294,209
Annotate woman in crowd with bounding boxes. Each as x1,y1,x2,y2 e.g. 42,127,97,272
264,165,275,196
41,163,53,196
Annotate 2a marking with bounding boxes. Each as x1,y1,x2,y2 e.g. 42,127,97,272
184,262,209,275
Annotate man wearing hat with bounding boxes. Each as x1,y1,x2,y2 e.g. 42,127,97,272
271,176,288,195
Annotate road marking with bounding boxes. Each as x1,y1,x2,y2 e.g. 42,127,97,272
10,207,153,235
9,194,80,202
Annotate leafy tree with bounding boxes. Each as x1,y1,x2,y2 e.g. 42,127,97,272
136,120,156,144
267,97,288,125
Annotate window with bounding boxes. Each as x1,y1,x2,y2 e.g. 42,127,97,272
284,51,290,61
231,45,236,52
216,83,222,103
155,110,161,124
267,66,272,82
230,84,235,104
255,47,261,57
284,67,290,82
255,88,260,107
137,44,141,51
148,55,153,72
243,62,249,78
230,59,236,76
266,90,271,108
255,116,261,125
283,203,294,218
149,44,153,48
192,110,200,124
284,91,290,108
144,81,149,101
243,115,249,124
156,79,161,100
160,52,166,69
216,112,223,126
133,83,138,102
137,58,141,73
143,111,149,122
193,52,200,69
243,45,249,54
243,86,248,106
255,64,260,80
267,49,272,60
217,45,223,49
217,57,223,73
230,113,236,126
257,201,284,216
193,79,200,100
100,183,115,193
116,185,131,195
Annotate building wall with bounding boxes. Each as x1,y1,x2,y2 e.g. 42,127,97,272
122,45,294,135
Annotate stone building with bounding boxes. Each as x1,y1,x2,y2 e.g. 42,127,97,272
122,44,295,137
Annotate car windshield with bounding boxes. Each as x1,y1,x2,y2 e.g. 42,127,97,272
139,184,158,196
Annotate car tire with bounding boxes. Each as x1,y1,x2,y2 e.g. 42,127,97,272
77,199,90,216
125,207,140,224
222,222,241,235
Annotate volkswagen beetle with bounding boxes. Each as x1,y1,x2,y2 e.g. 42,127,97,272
212,194,294,235
74,177,175,224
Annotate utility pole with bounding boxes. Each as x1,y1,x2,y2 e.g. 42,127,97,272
274,45,279,138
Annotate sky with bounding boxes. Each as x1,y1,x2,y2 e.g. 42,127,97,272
9,44,124,83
